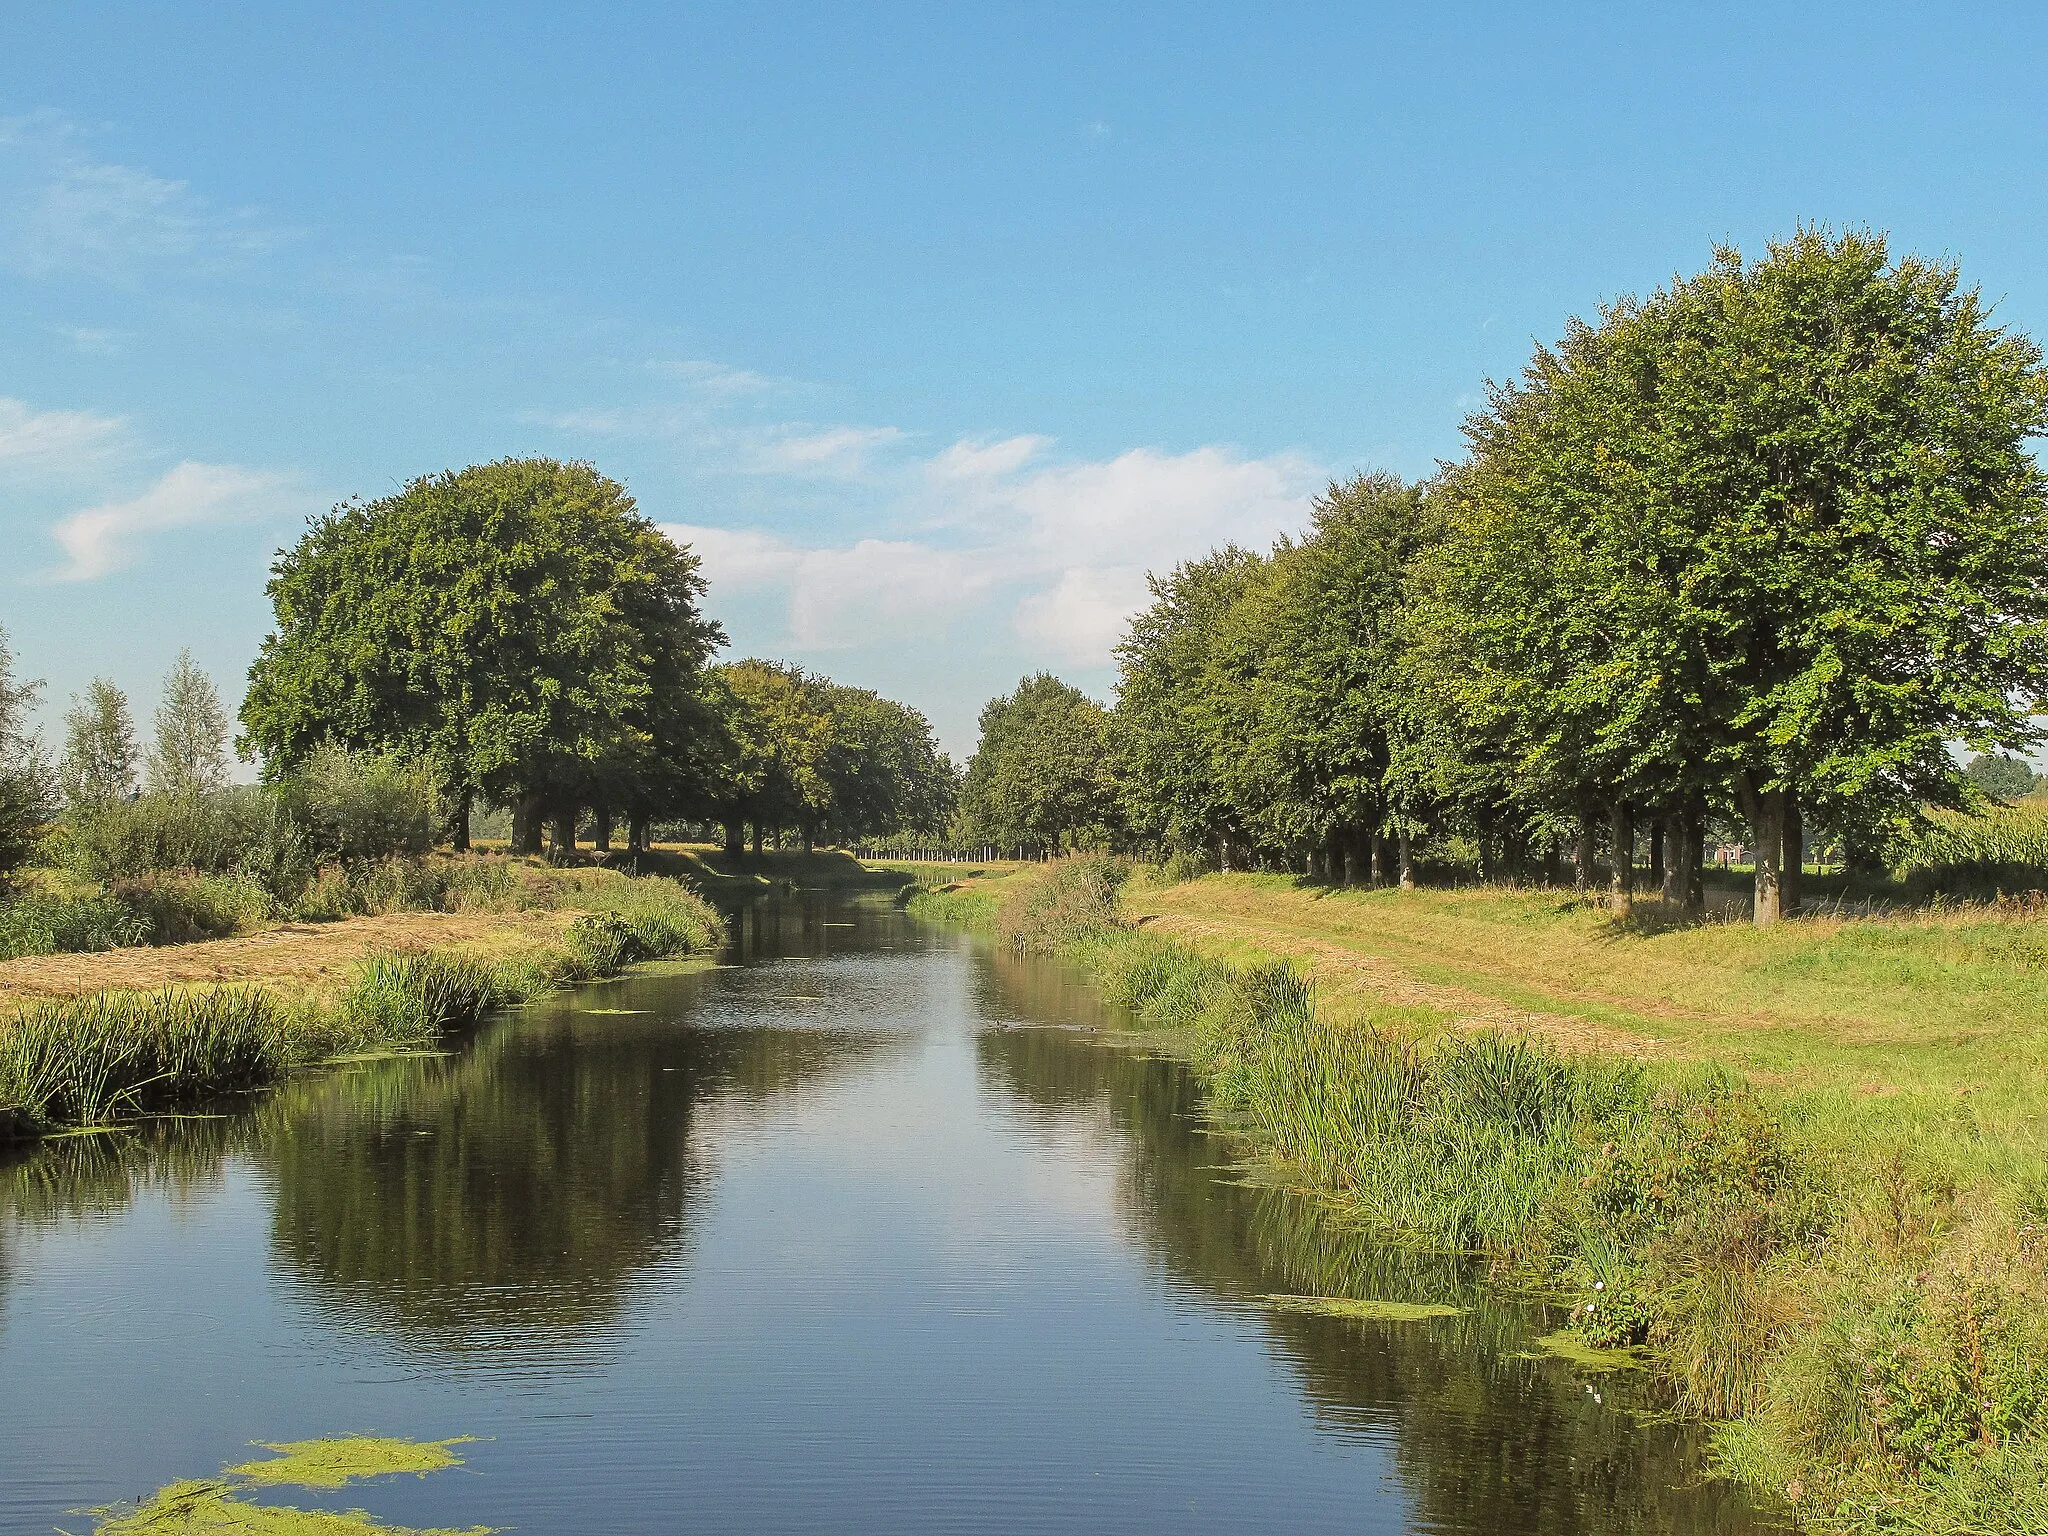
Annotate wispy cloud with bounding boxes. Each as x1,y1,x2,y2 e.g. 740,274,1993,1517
646,359,777,397
0,111,283,283
46,461,294,582
0,396,127,478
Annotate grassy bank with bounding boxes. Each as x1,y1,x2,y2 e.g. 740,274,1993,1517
0,873,723,1137
910,860,2048,1535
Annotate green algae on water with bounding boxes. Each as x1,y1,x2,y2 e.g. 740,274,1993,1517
580,1008,650,1015
228,1436,477,1488
1263,1293,1463,1322
1527,1330,1644,1373
87,1438,492,1536
91,1479,490,1535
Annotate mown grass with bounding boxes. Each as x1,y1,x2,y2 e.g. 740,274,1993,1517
0,875,724,1134
912,858,2048,1535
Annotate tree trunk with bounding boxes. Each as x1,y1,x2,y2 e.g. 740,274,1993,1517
592,804,613,854
1608,800,1635,915
1541,838,1560,886
629,811,651,854
1743,775,1785,927
512,793,545,856
1684,806,1706,912
1370,834,1386,887
1783,788,1803,915
1217,837,1232,874
801,823,815,855
1342,832,1359,887
1574,813,1597,894
449,788,472,853
1397,827,1414,890
750,822,763,856
1660,812,1685,904
1649,819,1665,890
724,818,744,857
547,806,576,863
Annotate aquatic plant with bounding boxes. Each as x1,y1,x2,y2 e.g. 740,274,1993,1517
89,1434,492,1535
1,988,284,1125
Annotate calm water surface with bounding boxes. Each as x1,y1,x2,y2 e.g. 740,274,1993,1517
0,896,1781,1533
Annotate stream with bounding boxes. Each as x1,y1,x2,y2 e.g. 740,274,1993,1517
0,894,1781,1533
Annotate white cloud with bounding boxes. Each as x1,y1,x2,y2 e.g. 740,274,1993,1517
1014,565,1151,665
749,424,905,479
46,461,292,581
663,523,804,590
0,396,126,477
0,111,280,283
647,359,776,397
667,436,1318,667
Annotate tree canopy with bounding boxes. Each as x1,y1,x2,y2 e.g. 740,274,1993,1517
956,674,1115,856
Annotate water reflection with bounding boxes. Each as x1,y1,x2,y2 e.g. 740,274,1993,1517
972,947,1780,1535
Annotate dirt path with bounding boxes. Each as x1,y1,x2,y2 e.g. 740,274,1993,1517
0,910,574,1002
1136,911,1663,1060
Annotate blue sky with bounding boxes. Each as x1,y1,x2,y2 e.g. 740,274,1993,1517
3,3,2046,760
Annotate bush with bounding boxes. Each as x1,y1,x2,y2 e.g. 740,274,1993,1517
110,870,272,942
569,875,725,960
65,787,314,900
0,891,150,958
996,854,1127,953
335,950,507,1049
285,744,439,864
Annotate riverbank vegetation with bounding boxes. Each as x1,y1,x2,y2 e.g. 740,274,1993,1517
912,856,2048,1533
0,870,722,1135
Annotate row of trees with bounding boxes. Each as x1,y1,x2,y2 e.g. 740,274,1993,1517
957,231,2048,923
239,458,953,858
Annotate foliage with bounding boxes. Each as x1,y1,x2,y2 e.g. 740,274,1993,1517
0,623,55,887
285,742,439,863
993,852,1127,952
956,674,1117,855
0,889,151,957
241,457,725,848
64,785,313,897
145,649,234,799
59,677,140,813
1967,753,2040,803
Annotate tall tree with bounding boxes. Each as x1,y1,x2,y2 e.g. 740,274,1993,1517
1109,548,1264,864
708,660,834,854
0,626,53,884
1420,230,2048,922
957,674,1114,856
147,650,233,799
59,678,140,814
241,458,724,853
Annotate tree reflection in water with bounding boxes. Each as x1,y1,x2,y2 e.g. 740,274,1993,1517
970,945,1784,1536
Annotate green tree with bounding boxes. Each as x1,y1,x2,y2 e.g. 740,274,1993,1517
146,649,233,799
1109,549,1264,865
958,674,1115,856
241,458,724,854
59,678,140,814
0,626,54,885
815,685,955,847
1424,230,2048,923
1966,753,2038,803
708,660,834,855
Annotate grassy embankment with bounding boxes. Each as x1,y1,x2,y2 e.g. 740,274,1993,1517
0,861,724,1139
908,860,2048,1536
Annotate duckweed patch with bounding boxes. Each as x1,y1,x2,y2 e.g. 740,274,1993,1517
228,1436,477,1488
85,1438,490,1536
1529,1330,1645,1373
1263,1293,1463,1322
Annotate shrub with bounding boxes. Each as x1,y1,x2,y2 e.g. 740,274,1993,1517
284,744,439,864
110,870,273,942
0,891,150,958
996,854,1127,953
66,787,314,900
569,875,724,959
0,988,285,1126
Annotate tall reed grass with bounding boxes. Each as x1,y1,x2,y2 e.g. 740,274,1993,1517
0,989,284,1124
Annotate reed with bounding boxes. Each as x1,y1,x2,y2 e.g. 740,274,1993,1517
0,988,285,1126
